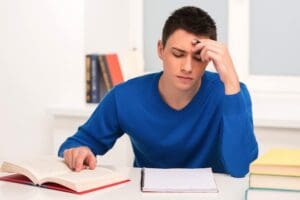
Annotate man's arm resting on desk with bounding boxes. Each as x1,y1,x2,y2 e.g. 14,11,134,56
58,88,124,171
220,84,258,178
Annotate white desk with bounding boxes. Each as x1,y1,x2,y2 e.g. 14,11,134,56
0,167,248,200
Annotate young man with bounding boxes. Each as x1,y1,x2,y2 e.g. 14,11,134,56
58,6,258,177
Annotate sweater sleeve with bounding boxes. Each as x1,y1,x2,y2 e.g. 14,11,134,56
220,83,258,177
57,88,124,157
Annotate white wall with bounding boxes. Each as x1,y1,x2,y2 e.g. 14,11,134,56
255,127,300,155
0,0,85,159
0,0,138,160
85,0,131,53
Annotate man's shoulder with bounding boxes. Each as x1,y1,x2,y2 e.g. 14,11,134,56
203,70,249,96
126,72,160,85
114,72,160,93
204,70,248,87
204,71,220,81
203,71,223,89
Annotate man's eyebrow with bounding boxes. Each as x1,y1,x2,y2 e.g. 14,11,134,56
171,47,186,53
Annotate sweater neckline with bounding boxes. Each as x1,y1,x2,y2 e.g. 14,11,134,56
152,71,207,114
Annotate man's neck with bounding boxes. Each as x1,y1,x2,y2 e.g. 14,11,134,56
158,75,201,111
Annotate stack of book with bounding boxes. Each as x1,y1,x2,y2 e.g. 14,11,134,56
246,148,300,200
85,53,124,103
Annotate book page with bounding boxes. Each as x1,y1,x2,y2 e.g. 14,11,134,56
1,156,71,183
41,166,127,192
142,168,218,193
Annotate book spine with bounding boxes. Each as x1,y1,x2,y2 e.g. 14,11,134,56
141,168,144,191
105,53,124,86
245,188,249,200
89,54,101,103
98,55,112,90
85,56,91,103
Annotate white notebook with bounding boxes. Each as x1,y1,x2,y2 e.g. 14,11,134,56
141,168,218,193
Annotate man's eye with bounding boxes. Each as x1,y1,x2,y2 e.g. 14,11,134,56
173,53,183,57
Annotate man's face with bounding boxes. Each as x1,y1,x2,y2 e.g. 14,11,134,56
157,29,209,91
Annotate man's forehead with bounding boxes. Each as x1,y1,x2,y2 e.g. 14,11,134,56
166,30,208,48
166,39,198,52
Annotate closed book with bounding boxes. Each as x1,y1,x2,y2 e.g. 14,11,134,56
0,157,130,194
246,188,300,200
85,56,92,103
250,148,300,176
87,54,101,103
105,54,124,86
98,54,112,90
249,173,300,191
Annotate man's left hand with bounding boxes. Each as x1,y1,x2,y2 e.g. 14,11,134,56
192,39,240,95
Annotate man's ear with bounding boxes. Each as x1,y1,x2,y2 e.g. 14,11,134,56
157,40,164,59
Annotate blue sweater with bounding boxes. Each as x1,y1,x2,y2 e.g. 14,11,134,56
58,71,258,177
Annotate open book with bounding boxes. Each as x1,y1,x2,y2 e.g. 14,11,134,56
141,168,218,193
0,157,130,194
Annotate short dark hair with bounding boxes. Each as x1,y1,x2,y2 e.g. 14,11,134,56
162,6,217,47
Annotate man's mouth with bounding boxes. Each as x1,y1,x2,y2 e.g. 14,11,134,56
177,75,193,80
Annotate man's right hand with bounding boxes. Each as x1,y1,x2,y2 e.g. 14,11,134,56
63,146,97,172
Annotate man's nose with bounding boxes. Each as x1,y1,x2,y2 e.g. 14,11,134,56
181,56,192,73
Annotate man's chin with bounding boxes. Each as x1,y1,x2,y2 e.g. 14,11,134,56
175,81,201,93
176,84,195,92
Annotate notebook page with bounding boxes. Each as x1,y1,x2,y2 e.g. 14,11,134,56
142,168,218,192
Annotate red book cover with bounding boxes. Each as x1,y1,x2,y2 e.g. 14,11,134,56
105,54,124,86
0,174,130,195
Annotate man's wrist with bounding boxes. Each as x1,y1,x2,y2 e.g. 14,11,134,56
223,78,240,95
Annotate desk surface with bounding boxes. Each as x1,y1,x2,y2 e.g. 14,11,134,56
0,167,248,200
